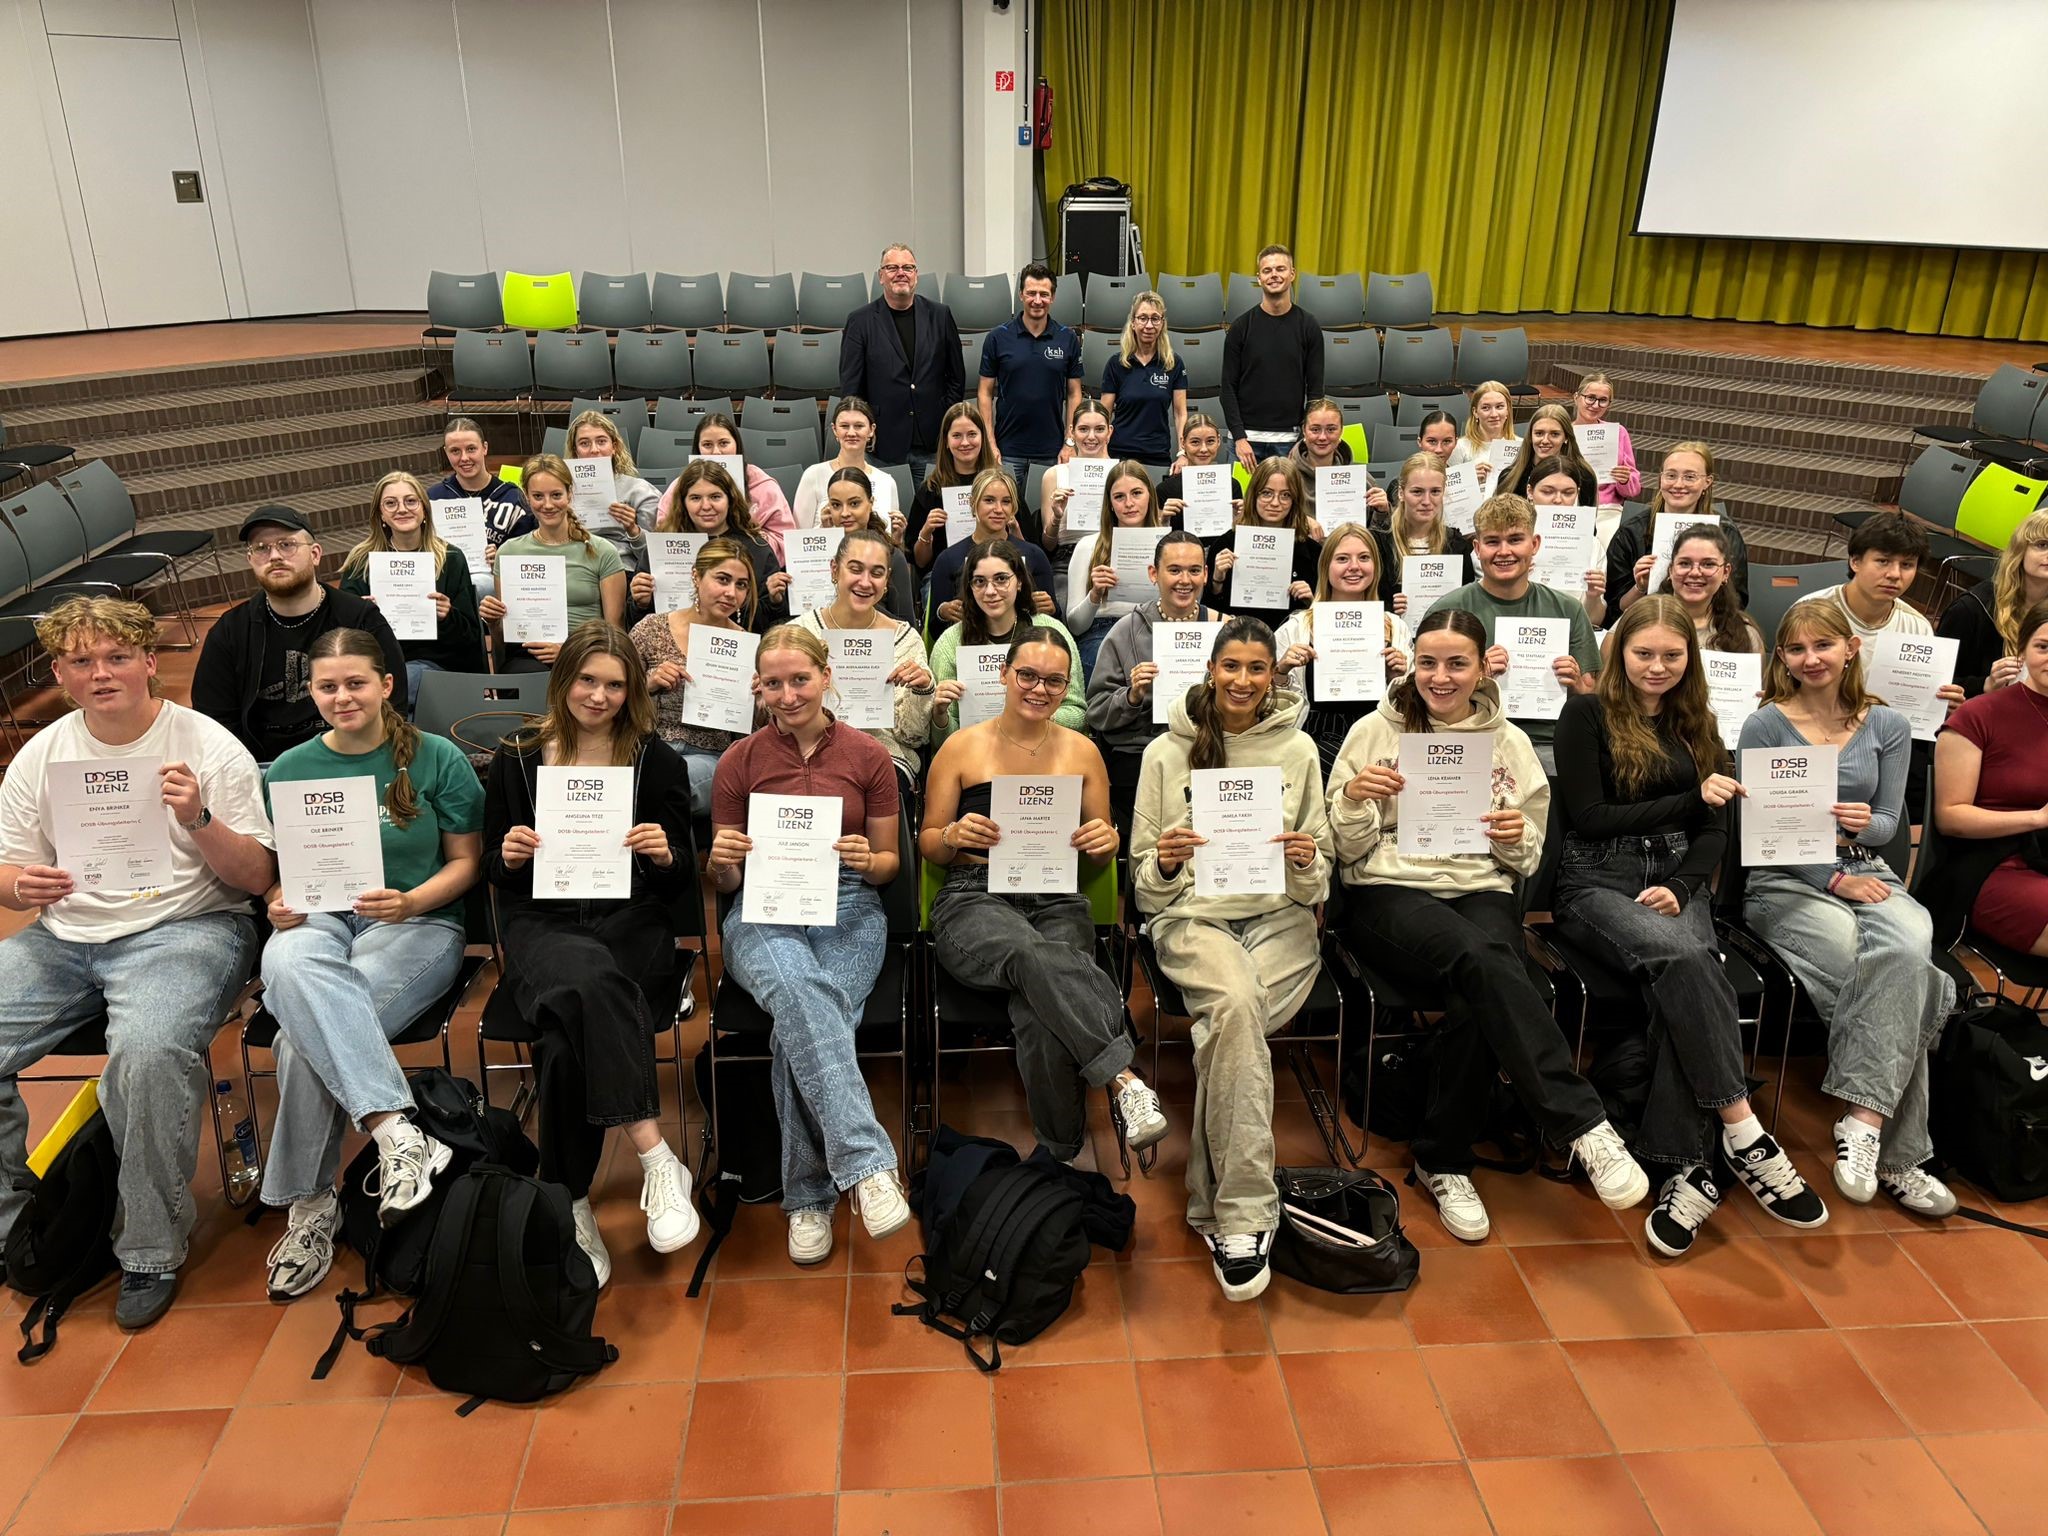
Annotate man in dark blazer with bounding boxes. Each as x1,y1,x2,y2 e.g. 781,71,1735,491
838,243,965,482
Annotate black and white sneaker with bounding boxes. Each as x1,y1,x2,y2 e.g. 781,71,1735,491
1204,1229,1274,1302
1726,1130,1829,1229
1646,1163,1722,1258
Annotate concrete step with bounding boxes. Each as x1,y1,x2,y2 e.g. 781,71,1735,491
1620,399,1921,466
124,434,446,520
74,402,447,480
0,346,425,412
1633,431,1905,505
6,370,429,443
1712,480,1874,542
1542,363,1974,431
1532,341,1986,400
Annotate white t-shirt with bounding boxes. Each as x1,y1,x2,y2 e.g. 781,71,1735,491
1,701,273,943
1810,583,1933,639
791,461,900,529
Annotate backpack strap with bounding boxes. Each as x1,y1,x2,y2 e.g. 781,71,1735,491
488,1176,617,1377
362,1170,488,1363
1951,1204,2048,1240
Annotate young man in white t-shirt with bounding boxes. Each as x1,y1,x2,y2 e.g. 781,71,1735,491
1811,511,1937,640
0,599,275,1331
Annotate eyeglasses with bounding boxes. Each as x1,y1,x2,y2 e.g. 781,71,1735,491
248,538,308,559
1662,472,1707,486
1671,558,1725,575
1012,667,1069,696
1256,489,1292,504
880,263,918,275
969,573,1016,589
1576,391,1612,405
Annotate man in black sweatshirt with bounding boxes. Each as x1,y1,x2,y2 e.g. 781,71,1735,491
1220,244,1324,472
191,506,409,762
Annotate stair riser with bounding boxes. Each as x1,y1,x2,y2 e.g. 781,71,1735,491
1633,442,1903,504
1533,343,1986,399
0,347,424,411
1543,367,1969,429
129,444,445,520
1621,403,1917,463
85,409,446,479
22,376,428,443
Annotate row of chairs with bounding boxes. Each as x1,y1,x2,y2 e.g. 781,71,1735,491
1835,443,2048,611
1915,362,2048,477
0,419,75,493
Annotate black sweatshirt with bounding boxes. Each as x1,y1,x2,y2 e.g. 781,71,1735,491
1551,692,1727,907
1220,304,1324,444
1935,584,2001,698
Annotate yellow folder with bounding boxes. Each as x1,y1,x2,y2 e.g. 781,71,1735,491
27,1081,99,1179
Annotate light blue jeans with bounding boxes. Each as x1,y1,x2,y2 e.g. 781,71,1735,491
720,867,895,1212
257,911,465,1206
1743,857,1953,1172
679,745,721,818
0,910,257,1273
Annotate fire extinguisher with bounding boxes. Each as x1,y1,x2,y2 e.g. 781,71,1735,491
1033,76,1053,150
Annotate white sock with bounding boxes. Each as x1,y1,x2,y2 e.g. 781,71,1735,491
1720,1113,1766,1153
637,1142,677,1173
292,1188,337,1220
368,1117,414,1151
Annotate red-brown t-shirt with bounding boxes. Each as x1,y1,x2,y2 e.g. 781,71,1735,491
711,718,900,837
1945,684,2048,813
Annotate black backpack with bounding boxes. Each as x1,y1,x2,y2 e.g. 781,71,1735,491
893,1129,1091,1371
1932,994,2048,1203
4,1109,118,1363
352,1164,615,1413
686,1045,784,1297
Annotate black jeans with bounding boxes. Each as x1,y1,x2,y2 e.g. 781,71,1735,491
504,903,676,1199
1344,883,1606,1172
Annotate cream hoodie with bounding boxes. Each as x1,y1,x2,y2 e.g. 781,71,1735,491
1326,680,1548,895
1131,686,1332,921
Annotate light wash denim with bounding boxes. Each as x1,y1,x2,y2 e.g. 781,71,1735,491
720,866,895,1213
679,745,721,818
0,911,257,1273
257,911,465,1205
1744,857,1953,1172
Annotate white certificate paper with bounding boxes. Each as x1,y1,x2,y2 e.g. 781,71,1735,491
48,756,173,894
1231,526,1294,610
1110,526,1156,606
1530,505,1596,594
1403,555,1462,615
1064,459,1109,534
988,774,1081,895
1499,617,1571,721
1182,465,1234,537
1396,734,1491,858
432,496,489,578
679,625,760,734
501,555,569,644
1153,620,1221,725
785,528,837,615
1315,465,1367,527
1739,744,1840,868
533,765,633,900
1313,601,1388,702
942,485,977,545
1489,438,1522,476
827,629,893,730
648,531,707,612
1190,765,1285,896
691,453,746,489
1702,649,1764,750
273,774,385,912
1441,462,1483,535
569,457,617,523
956,643,1008,727
743,792,840,925
1646,511,1713,595
1573,422,1618,476
371,552,437,642
1864,633,1960,742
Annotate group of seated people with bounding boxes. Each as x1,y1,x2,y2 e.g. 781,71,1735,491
3,330,2035,1327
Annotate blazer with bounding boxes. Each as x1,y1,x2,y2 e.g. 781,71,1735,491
838,294,966,463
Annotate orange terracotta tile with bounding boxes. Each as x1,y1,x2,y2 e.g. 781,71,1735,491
1564,1337,1763,1451
1514,1241,1693,1340
1774,1438,1986,1536
182,1400,387,1528
1117,1258,1270,1358
1978,1318,2048,1408
1001,1476,1163,1536
1623,1446,1824,1536
347,1396,536,1521
591,1281,708,1385
694,1201,849,1281
241,1293,405,1403
1317,1463,1493,1536
697,1275,845,1378
11,1407,228,1536
675,1376,841,1500
1399,1244,1549,1345
836,1486,998,1536
1422,1342,1609,1460
1924,1431,2048,1536
175,1214,294,1306
88,1302,281,1413
1259,1274,1410,1352
340,1516,506,1536
845,1273,983,1373
1469,1455,1657,1536
993,1361,1150,1480
1155,1470,1327,1536
845,1203,924,1275
515,1382,691,1509
1002,1266,1132,1365
0,1310,128,1417
1701,1329,1904,1443
0,1415,76,1529
1476,1167,1627,1245
670,1494,834,1535
1840,1323,2048,1436
1772,1233,1959,1328
1897,1229,2048,1320
1136,1354,1305,1474
839,1369,994,1490
1650,1229,1825,1333
503,1508,669,1536
1277,1348,1459,1465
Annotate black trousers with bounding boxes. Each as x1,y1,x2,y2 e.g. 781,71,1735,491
1344,883,1607,1173
505,904,675,1199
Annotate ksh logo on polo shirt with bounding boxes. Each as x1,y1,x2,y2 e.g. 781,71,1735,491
1041,344,1067,361
1149,371,1172,390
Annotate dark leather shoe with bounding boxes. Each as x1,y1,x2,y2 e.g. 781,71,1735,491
115,1269,177,1330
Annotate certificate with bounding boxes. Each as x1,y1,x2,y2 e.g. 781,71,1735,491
1646,511,1712,595
1530,505,1596,594
1702,649,1764,750
1573,422,1618,477
533,765,633,900
1395,734,1491,858
1153,620,1221,725
1315,465,1367,527
1739,745,1840,868
1190,765,1285,896
1403,555,1463,615
501,555,568,644
691,453,746,489
1063,459,1109,535
48,756,173,894
273,774,385,912
1110,526,1155,605
956,643,1008,727
1863,633,1960,742
988,774,1081,894
647,531,707,612
1498,617,1571,721
1489,438,1522,476
827,629,893,730
1313,601,1388,702
679,625,760,734
785,528,837,615
742,792,840,925
569,457,617,523
1182,465,1234,537
1231,525,1294,610
432,496,489,578
370,552,437,642
1441,462,1483,535
942,485,977,545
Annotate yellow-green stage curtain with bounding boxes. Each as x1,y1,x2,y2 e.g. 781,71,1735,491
1043,0,2048,341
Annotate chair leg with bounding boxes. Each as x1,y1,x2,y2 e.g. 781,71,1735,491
1287,1042,1362,1169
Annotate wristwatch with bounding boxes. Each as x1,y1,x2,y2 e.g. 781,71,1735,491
180,807,212,832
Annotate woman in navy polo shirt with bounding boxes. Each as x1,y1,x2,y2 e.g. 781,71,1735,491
1101,291,1188,465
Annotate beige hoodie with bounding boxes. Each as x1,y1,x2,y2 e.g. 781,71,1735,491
1327,680,1548,895
1131,685,1332,921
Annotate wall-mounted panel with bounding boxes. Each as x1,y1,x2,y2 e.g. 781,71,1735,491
0,0,91,336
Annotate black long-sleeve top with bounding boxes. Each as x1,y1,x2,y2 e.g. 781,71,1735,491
1552,692,1727,907
1935,584,2001,698
1219,304,1323,444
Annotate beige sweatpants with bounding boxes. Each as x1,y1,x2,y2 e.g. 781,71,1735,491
1149,905,1322,1236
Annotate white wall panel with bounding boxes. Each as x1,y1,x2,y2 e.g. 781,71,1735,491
0,0,91,337
907,0,964,276
39,0,176,37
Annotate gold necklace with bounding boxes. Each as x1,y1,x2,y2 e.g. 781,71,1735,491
995,721,1048,757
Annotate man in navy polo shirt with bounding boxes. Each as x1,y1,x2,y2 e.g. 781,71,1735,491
977,261,1083,481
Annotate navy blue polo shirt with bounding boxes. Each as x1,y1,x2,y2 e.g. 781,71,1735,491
980,315,1083,463
1101,351,1188,463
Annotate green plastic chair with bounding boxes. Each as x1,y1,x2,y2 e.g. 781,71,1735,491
918,847,1118,928
1339,423,1370,463
501,271,578,331
1956,464,2048,550
498,462,524,486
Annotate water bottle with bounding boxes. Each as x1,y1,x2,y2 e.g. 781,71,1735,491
214,1078,261,1200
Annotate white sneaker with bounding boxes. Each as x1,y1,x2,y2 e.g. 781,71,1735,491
852,1169,911,1240
1205,1229,1274,1301
639,1151,700,1254
1572,1121,1652,1210
787,1209,834,1265
264,1189,338,1301
1880,1165,1959,1218
1832,1115,1882,1204
571,1196,612,1288
1115,1075,1169,1151
1413,1164,1491,1242
368,1120,453,1226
